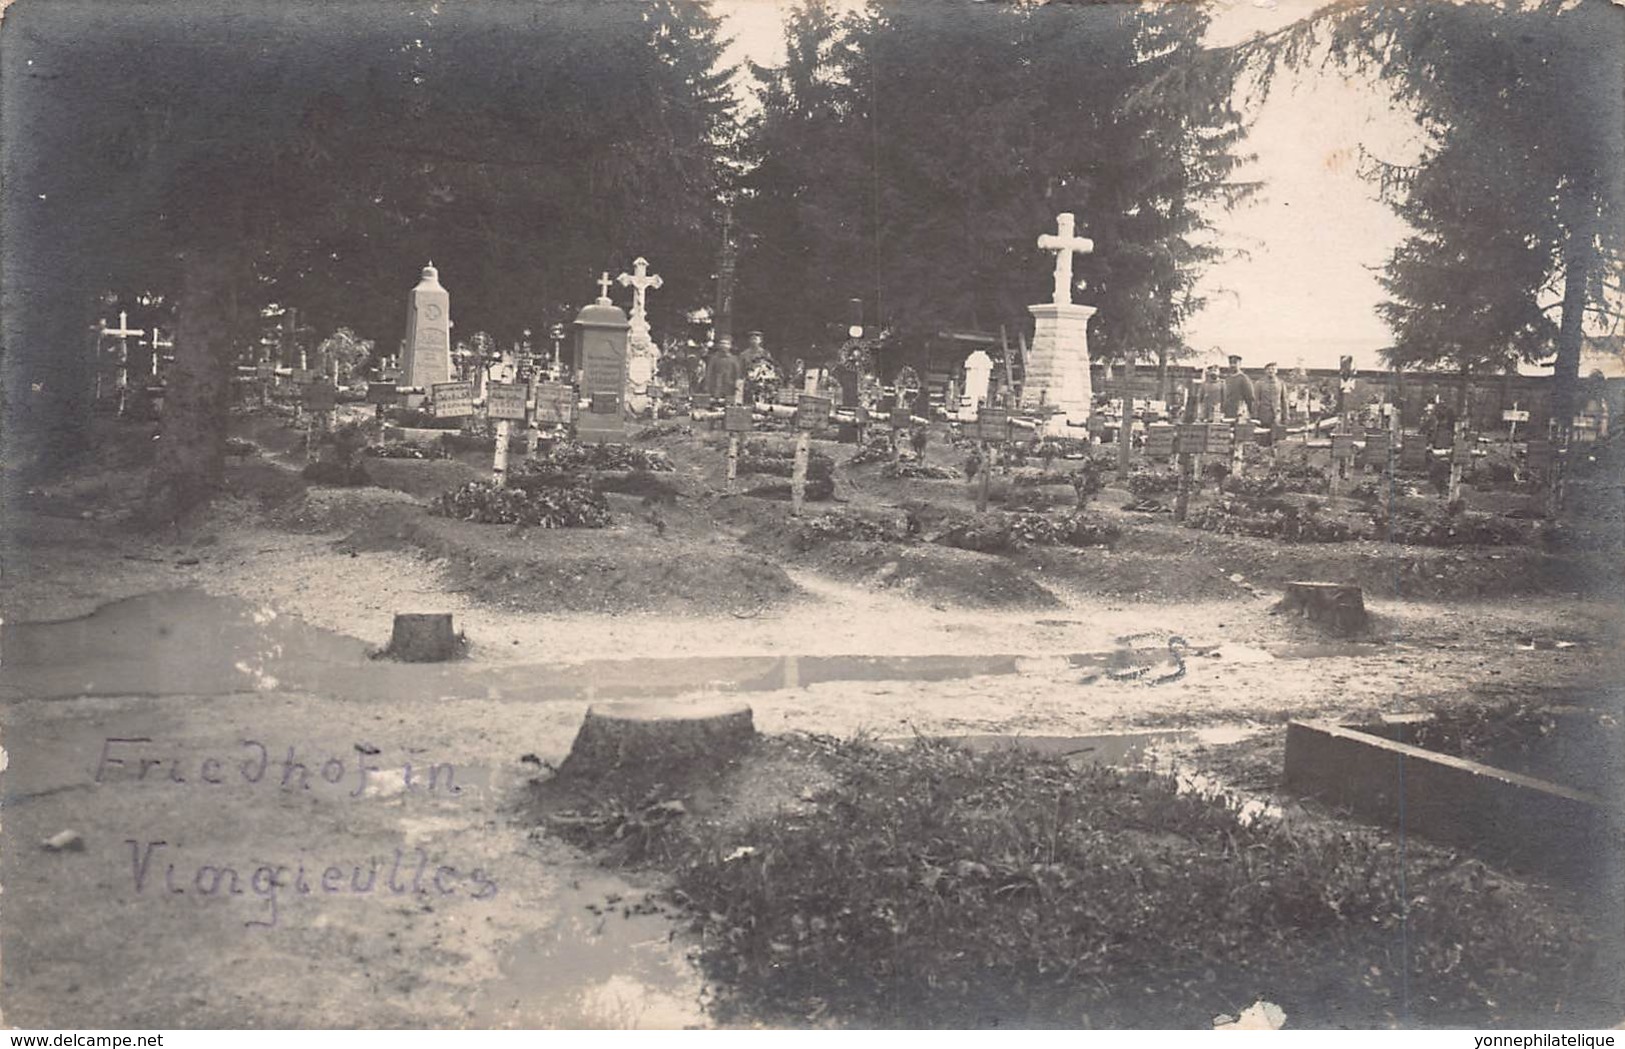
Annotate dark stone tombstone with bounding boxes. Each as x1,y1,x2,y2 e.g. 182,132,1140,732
574,296,629,443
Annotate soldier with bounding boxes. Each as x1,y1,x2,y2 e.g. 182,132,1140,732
1254,361,1290,442
1199,364,1226,421
1222,354,1255,420
705,342,743,405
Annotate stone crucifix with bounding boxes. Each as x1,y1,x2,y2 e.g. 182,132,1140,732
1037,212,1094,306
617,257,663,347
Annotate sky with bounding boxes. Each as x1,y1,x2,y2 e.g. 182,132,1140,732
712,0,1427,372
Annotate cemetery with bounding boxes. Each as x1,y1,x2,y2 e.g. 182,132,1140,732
3,0,1623,1034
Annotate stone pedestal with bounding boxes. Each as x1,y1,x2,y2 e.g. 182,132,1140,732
1020,302,1095,433
401,263,452,389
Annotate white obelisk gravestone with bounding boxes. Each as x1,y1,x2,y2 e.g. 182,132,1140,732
1022,214,1096,435
401,262,452,389
961,349,995,421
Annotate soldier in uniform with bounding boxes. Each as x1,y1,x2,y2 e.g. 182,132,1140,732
705,342,743,405
1222,354,1255,420
1254,361,1290,443
1199,364,1226,421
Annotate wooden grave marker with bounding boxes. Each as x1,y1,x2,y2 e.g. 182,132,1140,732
976,407,1010,444
431,380,475,418
1361,431,1391,471
532,382,574,425
485,381,528,484
486,382,528,421
789,395,831,517
796,395,832,432
1145,423,1177,460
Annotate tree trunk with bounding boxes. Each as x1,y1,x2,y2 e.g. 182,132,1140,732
560,699,756,780
150,241,242,519
384,613,461,662
1550,228,1593,440
714,205,737,352
1279,581,1368,635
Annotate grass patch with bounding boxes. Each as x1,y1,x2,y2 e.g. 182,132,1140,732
536,734,1612,1028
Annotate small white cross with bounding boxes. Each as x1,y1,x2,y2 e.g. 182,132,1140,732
596,272,613,303
1036,213,1094,306
146,325,174,376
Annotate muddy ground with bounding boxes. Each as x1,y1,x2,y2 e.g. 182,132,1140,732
1,409,1621,1028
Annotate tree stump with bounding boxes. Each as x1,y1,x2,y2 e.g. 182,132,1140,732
384,613,460,662
559,699,755,779
1278,582,1367,635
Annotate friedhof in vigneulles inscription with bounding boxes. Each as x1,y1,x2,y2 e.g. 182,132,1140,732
96,737,498,929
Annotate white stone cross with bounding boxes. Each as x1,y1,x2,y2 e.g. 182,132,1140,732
1037,212,1094,306
596,272,614,303
617,257,663,345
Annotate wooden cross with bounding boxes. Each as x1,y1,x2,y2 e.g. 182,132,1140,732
146,325,174,376
595,272,613,302
1036,212,1094,306
617,256,663,343
102,311,146,389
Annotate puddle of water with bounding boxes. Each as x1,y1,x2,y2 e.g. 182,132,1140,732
3,589,1390,708
470,876,703,1029
0,589,1055,704
2,590,367,697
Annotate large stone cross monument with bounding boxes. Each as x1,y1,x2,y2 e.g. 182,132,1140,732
616,257,663,350
617,257,664,414
1021,213,1096,432
401,261,452,388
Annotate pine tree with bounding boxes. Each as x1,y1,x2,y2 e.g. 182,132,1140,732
732,0,1255,376
1247,0,1624,433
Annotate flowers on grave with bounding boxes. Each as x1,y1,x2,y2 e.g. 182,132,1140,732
739,450,835,481
847,439,895,467
879,460,956,481
1220,465,1330,499
1370,506,1536,547
1125,464,1181,498
363,440,452,460
794,511,912,549
1184,497,1364,543
430,480,611,528
933,510,1121,552
523,441,674,473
